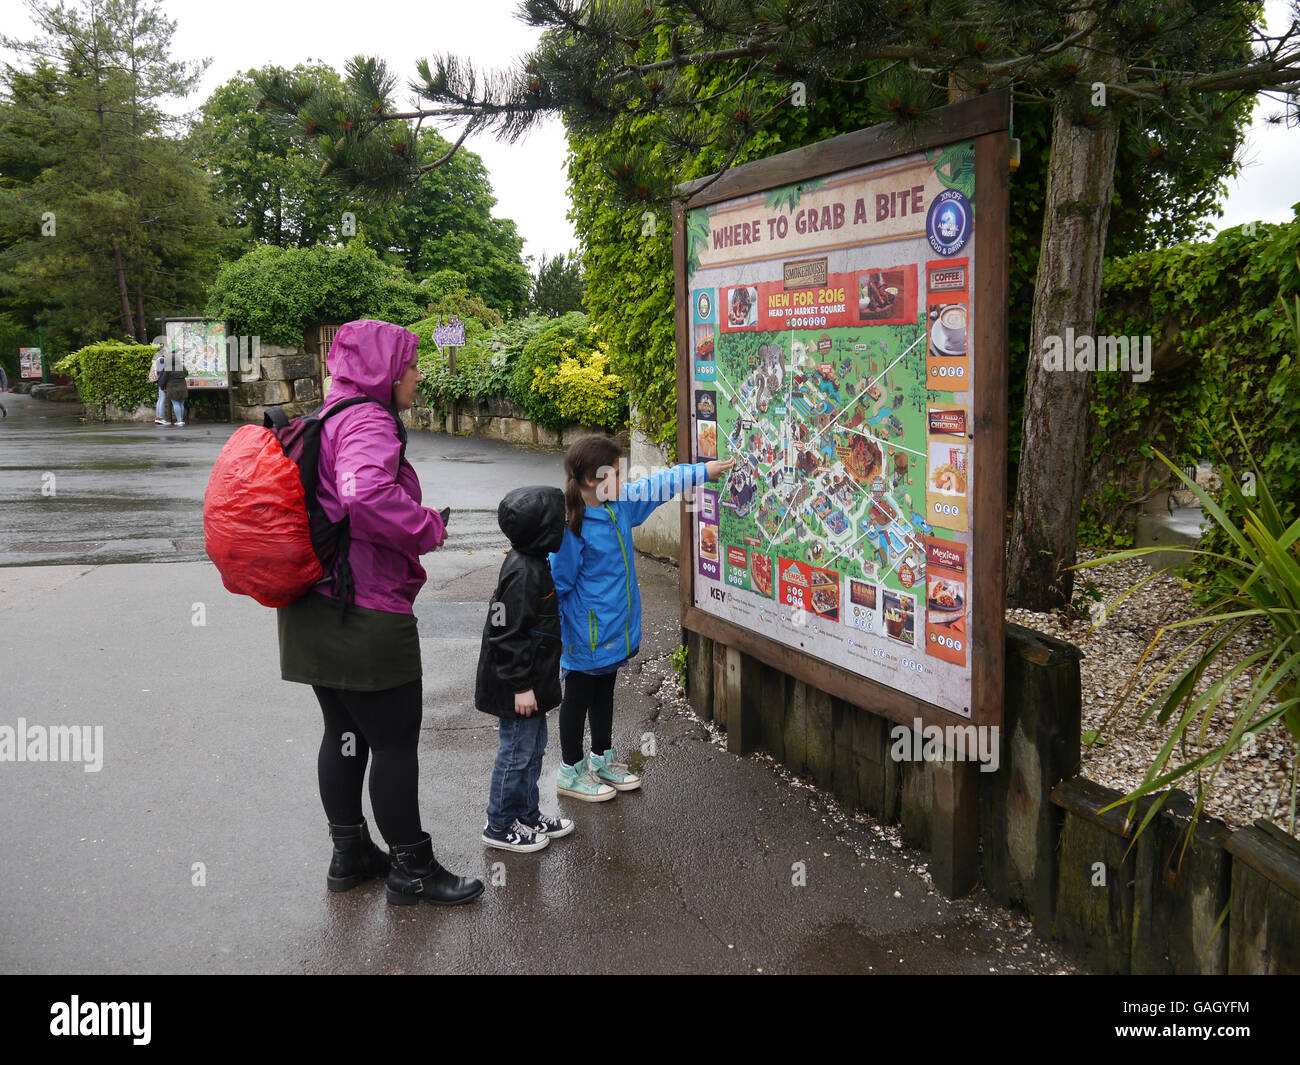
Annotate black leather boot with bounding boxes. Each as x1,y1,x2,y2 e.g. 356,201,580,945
386,832,485,906
327,819,391,892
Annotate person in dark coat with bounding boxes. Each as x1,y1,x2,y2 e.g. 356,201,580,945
155,349,188,426
476,484,574,852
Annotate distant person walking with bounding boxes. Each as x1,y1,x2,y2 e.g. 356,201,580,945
152,349,167,424
155,348,187,426
0,361,8,417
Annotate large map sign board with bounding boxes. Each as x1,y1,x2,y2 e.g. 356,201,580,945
675,93,1008,730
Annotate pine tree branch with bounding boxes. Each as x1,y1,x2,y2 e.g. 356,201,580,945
1123,61,1300,96
416,119,478,173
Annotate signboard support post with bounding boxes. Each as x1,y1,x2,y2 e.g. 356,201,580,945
447,346,457,434
434,317,465,436
931,758,980,898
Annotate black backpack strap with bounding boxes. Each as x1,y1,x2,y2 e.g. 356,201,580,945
332,516,355,620
393,409,408,467
263,406,290,430
316,396,373,418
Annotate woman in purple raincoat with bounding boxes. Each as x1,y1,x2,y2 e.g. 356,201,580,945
277,318,483,907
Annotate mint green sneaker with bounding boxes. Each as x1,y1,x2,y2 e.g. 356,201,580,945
589,748,642,792
557,759,616,803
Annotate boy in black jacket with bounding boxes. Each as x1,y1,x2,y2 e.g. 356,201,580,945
476,485,574,852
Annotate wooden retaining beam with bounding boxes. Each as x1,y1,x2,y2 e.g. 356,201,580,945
1050,777,1138,974
1225,819,1300,974
1130,790,1231,975
980,623,1082,928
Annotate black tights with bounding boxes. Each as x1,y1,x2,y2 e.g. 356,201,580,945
559,670,617,766
312,679,423,847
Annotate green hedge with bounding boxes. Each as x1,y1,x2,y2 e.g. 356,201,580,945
1087,212,1300,550
205,240,428,347
53,341,158,412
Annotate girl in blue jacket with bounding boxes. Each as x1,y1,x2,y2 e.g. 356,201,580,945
549,435,732,800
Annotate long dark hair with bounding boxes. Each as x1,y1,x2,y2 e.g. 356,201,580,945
563,435,625,536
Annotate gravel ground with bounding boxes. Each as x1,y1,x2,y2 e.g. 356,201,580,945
1008,549,1298,836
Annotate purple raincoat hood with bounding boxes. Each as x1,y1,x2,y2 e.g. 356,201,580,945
326,319,419,404
313,317,443,614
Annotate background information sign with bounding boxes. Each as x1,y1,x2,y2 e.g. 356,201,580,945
164,319,228,389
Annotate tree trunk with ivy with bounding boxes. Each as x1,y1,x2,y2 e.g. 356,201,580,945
1007,65,1122,611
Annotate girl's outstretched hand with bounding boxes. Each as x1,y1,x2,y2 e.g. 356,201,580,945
705,457,735,481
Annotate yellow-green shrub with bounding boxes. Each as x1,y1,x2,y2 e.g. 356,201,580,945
510,312,628,431
532,347,626,430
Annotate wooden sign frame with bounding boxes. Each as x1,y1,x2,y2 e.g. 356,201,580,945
673,91,1009,733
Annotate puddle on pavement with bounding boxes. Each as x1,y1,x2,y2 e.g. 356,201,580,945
18,497,199,513
0,460,191,472
15,541,106,554
71,432,219,444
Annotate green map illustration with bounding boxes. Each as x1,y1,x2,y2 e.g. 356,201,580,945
707,322,940,596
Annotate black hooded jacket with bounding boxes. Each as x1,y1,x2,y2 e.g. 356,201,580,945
474,485,567,718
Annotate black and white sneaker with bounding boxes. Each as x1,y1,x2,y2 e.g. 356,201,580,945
481,820,550,853
522,814,574,840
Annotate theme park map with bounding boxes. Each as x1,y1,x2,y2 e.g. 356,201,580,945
707,322,932,603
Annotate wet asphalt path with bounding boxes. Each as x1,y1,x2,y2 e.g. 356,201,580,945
0,394,551,567
0,392,1073,974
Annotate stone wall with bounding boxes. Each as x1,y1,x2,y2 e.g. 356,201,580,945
26,383,80,403
102,400,157,422
401,391,623,451
230,344,321,423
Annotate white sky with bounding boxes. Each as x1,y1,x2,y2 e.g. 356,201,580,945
1211,0,1300,232
2,0,1296,259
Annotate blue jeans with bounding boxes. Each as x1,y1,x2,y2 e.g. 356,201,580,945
155,389,183,421
486,713,547,832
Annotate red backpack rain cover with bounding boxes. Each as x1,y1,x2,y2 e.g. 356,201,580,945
204,424,322,607
204,398,406,609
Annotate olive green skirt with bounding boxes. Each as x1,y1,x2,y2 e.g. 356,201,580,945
277,590,421,692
